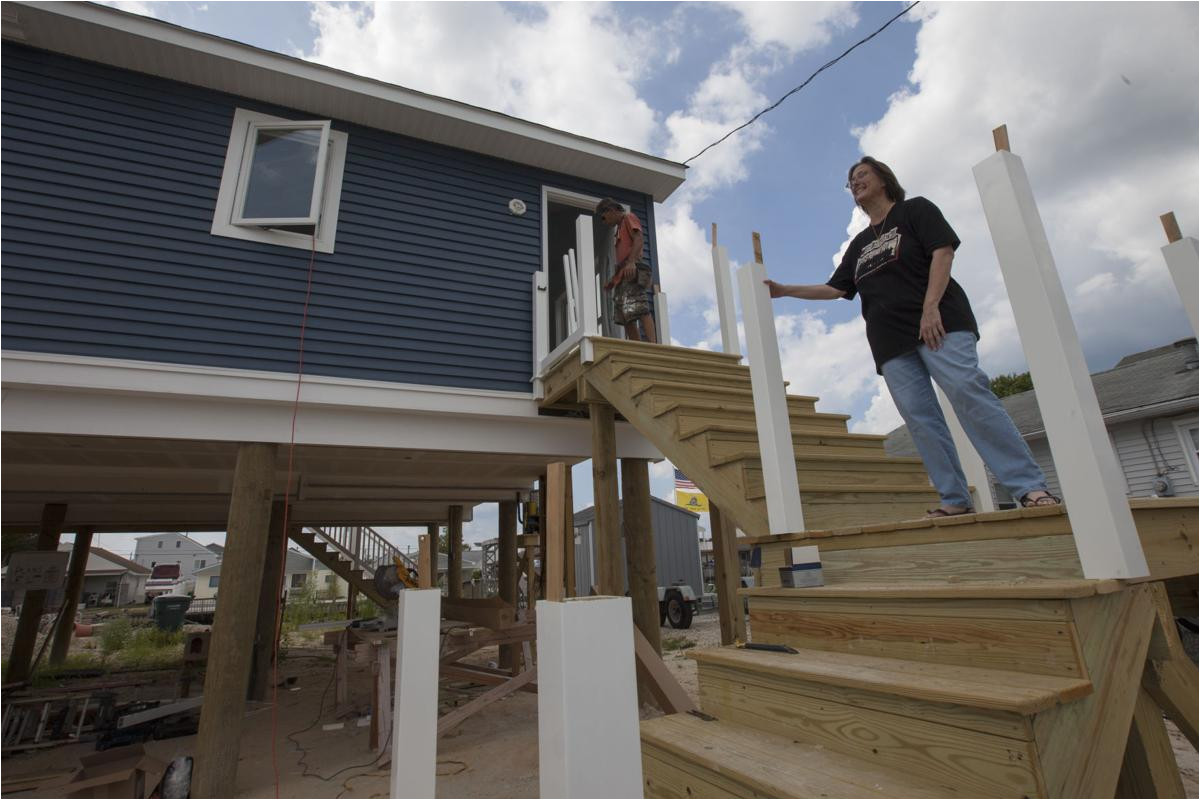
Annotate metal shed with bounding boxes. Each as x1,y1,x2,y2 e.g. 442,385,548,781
573,496,702,597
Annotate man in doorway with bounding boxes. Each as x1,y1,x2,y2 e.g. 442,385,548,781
596,198,657,343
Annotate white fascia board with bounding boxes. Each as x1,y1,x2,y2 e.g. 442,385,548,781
5,2,687,202
1,351,662,460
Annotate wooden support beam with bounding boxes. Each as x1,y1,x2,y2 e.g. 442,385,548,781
437,668,537,737
49,526,93,666
447,505,464,601
498,500,519,671
1160,211,1182,244
621,458,661,655
193,442,276,799
563,467,576,598
590,402,623,595
993,124,1010,152
441,663,539,691
8,503,68,684
545,464,567,602
442,597,516,630
1117,687,1187,798
633,627,696,715
389,589,440,799
417,533,433,589
248,503,287,702
710,504,746,645
371,642,393,756
334,629,349,713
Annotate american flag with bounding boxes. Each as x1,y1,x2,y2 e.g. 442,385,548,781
674,469,698,491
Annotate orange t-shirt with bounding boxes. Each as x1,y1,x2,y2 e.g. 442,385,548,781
615,212,643,267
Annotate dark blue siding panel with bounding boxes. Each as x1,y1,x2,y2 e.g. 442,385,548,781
1,44,659,392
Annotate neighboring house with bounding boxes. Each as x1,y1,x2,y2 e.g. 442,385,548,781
574,497,703,598
58,544,151,607
885,338,1200,506
1,2,671,537
132,533,218,579
194,549,314,601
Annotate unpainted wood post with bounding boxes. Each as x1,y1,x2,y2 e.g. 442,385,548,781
426,523,438,590
49,526,94,666
590,402,624,595
389,589,441,799
1158,211,1198,336
193,442,276,799
248,502,287,702
711,224,741,356
417,533,433,589
709,504,746,645
537,597,643,798
498,500,519,670
973,132,1149,579
736,235,806,534
563,467,576,598
8,503,68,683
934,388,996,512
447,505,464,601
621,458,661,655
544,463,567,602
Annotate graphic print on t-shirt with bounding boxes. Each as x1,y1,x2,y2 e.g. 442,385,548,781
854,229,901,284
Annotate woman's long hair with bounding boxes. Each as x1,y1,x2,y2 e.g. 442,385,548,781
849,157,906,204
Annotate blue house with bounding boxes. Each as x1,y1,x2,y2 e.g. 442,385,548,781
2,1,683,535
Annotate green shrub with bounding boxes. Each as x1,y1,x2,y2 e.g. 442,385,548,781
98,617,133,654
661,635,696,652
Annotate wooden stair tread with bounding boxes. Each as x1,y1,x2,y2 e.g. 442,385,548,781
696,422,887,441
740,578,1124,599
591,337,745,363
691,646,1093,714
641,713,959,798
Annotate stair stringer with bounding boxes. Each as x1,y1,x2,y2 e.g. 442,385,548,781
289,529,393,609
582,366,771,535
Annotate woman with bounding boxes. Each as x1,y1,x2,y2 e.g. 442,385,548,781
764,157,1059,517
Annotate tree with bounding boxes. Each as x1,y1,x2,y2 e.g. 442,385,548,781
990,371,1033,398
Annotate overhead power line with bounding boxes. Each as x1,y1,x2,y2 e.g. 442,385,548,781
683,1,921,165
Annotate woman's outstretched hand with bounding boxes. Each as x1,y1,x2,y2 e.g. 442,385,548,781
763,279,788,298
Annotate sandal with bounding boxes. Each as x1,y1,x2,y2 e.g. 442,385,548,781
1020,491,1062,508
924,507,975,519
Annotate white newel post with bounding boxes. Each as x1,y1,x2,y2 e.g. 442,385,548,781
973,133,1148,579
532,270,549,398
576,215,600,340
654,285,671,344
537,597,642,798
736,239,806,534
711,225,741,355
389,589,441,799
1159,212,1198,337
935,387,995,512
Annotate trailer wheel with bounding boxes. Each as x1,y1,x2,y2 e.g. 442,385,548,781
665,592,694,629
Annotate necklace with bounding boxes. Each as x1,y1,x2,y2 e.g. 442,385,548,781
870,205,893,240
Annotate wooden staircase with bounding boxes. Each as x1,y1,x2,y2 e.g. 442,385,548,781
537,338,1197,798
290,525,416,609
541,338,942,535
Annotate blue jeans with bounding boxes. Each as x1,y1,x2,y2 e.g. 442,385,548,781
881,331,1047,509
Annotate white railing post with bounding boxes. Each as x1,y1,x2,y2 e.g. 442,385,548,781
532,270,549,397
935,387,995,512
973,126,1148,579
735,235,806,534
537,597,642,798
1159,212,1198,337
711,224,741,356
575,215,600,340
654,285,670,344
389,588,440,798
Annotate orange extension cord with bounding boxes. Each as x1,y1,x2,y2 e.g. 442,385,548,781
270,233,319,798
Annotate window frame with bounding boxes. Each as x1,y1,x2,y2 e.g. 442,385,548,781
212,108,348,254
231,120,331,227
1174,418,1199,484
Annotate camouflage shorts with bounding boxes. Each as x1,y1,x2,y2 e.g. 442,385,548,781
613,264,652,324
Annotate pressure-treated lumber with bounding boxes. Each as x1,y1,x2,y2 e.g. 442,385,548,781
1142,644,1199,748
622,458,661,654
710,504,745,645
49,526,93,666
545,464,566,602
1116,687,1187,798
248,502,287,702
417,533,432,589
633,627,696,715
194,442,276,799
442,597,516,630
8,503,68,683
641,713,955,799
589,402,624,595
447,505,464,600
437,668,536,737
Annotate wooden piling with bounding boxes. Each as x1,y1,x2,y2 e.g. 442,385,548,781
248,502,287,702
448,505,464,601
710,504,746,645
621,459,661,655
498,500,519,670
193,443,276,799
49,526,93,666
590,402,623,596
8,504,67,683
545,463,567,602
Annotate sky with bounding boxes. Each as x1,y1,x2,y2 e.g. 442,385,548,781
82,0,1198,560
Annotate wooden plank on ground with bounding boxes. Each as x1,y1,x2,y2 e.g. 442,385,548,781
437,668,536,737
633,627,696,714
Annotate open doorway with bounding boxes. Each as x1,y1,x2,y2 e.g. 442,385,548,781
543,191,619,350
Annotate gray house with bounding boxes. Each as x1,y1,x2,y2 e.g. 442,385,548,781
886,338,1199,506
573,496,703,598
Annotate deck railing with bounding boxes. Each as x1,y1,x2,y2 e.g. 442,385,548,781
307,525,414,576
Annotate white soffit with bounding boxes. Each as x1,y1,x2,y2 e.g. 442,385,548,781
3,2,687,202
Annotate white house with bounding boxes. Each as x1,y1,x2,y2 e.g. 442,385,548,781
193,549,314,602
133,532,220,579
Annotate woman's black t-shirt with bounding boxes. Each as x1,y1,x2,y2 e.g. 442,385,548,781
826,196,979,374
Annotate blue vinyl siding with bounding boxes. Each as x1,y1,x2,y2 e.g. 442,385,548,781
1,44,658,392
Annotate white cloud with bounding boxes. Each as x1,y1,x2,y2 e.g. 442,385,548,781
95,1,157,17
734,2,860,53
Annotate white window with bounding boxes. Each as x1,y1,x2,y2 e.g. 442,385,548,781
1175,420,1199,483
197,559,206,569
211,108,348,254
